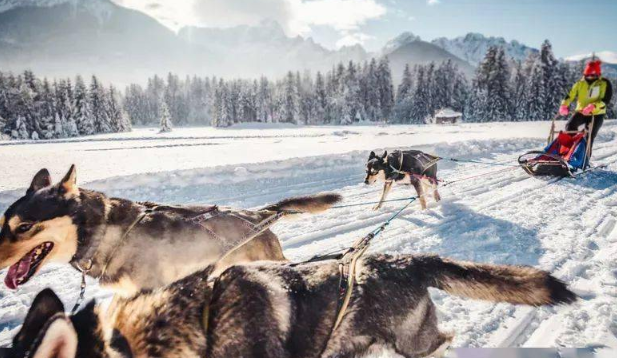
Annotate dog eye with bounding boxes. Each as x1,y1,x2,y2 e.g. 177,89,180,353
16,223,33,234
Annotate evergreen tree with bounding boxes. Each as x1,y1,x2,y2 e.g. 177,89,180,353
74,75,94,135
281,71,298,123
159,100,173,133
90,76,111,133
376,57,394,122
394,64,414,123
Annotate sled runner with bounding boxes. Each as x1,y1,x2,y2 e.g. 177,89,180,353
518,115,594,177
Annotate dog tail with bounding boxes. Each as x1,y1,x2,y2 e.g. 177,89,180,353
261,193,342,214
414,255,577,306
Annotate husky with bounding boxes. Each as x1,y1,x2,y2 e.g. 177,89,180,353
9,254,576,358
0,165,342,296
365,150,441,210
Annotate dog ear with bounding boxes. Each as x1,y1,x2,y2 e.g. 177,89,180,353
369,151,376,159
11,289,76,358
31,317,77,358
381,151,388,159
27,169,52,195
59,164,79,197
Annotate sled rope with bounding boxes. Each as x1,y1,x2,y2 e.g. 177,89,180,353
310,196,417,357
437,156,520,167
440,166,519,187
332,197,416,327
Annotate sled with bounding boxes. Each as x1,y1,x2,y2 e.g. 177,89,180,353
518,115,594,177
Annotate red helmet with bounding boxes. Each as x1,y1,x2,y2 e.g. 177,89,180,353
584,60,602,76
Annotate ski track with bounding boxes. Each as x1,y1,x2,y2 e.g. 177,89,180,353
0,122,616,354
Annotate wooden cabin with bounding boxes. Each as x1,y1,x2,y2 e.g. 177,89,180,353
434,108,462,124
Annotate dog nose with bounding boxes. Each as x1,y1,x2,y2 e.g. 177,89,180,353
364,180,369,184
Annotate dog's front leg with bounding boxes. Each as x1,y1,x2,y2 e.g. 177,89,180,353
433,183,441,202
412,179,427,210
373,181,393,210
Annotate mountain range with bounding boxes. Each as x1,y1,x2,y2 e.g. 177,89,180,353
0,0,610,86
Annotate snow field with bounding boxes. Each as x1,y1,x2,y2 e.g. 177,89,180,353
0,121,616,355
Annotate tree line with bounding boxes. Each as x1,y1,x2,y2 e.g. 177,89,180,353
0,71,130,140
1,40,615,139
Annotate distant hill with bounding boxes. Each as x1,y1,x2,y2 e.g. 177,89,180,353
431,32,538,66
383,36,475,83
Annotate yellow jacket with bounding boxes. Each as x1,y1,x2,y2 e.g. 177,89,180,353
561,77,613,116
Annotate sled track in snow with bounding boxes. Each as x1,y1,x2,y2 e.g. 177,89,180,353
276,142,617,348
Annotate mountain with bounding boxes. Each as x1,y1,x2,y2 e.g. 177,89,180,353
566,51,617,64
383,35,475,83
178,20,369,78
565,51,617,79
0,0,210,85
431,33,538,66
0,1,370,84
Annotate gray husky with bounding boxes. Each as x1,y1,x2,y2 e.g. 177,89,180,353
9,254,575,358
0,165,341,296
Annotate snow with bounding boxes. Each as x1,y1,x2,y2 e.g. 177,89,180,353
431,33,538,66
1,120,617,354
566,51,617,65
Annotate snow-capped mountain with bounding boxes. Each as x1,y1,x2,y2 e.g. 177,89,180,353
178,21,368,78
566,51,617,65
383,35,475,83
0,0,203,85
382,32,422,55
431,33,538,66
565,51,617,79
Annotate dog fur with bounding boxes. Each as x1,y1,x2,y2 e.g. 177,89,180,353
365,150,441,210
0,165,342,295
10,254,576,358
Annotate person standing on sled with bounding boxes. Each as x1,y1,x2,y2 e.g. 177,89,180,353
559,59,613,159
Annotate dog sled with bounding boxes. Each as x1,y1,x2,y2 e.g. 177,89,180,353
518,114,595,177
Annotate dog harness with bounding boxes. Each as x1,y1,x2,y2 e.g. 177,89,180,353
387,150,441,185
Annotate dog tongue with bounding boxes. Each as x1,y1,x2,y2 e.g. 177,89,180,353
4,253,33,290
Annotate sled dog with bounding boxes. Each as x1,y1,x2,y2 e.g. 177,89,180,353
10,254,575,358
365,150,441,210
0,165,341,295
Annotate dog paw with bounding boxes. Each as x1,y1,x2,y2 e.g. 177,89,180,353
372,205,381,211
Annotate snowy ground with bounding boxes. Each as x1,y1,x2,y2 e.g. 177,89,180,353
1,120,616,354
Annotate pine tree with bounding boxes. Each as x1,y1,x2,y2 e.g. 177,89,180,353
376,57,394,122
314,71,327,124
39,79,56,139
159,100,173,133
341,61,361,124
281,71,298,124
12,115,30,139
74,75,94,135
410,66,431,123
394,64,414,123
90,76,111,133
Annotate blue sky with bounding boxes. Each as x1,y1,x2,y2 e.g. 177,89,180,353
315,0,617,57
115,0,617,58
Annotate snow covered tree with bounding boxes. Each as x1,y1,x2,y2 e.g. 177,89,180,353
281,71,298,124
74,76,94,135
12,115,29,139
159,100,173,133
340,61,361,124
90,75,112,133
394,64,414,123
376,57,394,122
38,79,56,139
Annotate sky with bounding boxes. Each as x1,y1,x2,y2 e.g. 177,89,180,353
112,0,616,58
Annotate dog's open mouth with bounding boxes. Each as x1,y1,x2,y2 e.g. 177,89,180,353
4,242,54,290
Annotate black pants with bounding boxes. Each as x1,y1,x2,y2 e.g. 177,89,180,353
565,113,604,158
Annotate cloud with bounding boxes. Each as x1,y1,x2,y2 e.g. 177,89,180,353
336,32,374,48
113,0,386,47
427,0,441,5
